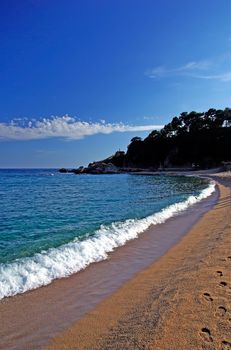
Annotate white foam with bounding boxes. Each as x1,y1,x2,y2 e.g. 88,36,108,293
0,180,215,299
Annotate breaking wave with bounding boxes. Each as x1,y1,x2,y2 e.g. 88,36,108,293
0,180,215,299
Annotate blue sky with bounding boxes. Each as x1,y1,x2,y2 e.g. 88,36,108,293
1,0,231,167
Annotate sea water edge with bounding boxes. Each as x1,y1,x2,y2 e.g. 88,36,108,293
0,169,215,299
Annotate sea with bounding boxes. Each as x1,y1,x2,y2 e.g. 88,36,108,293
0,169,215,300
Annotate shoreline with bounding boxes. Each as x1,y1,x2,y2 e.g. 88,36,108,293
0,172,213,301
43,172,231,350
0,173,222,349
0,172,229,349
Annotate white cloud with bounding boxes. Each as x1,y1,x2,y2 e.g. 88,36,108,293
191,71,231,82
147,60,211,78
0,115,164,141
180,61,212,71
147,59,231,82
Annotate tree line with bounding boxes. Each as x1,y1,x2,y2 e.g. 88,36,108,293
108,108,231,169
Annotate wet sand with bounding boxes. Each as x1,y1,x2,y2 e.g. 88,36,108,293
44,173,231,350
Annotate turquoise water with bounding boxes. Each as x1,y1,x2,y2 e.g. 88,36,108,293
0,169,214,299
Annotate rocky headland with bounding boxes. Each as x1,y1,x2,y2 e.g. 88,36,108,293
59,108,231,175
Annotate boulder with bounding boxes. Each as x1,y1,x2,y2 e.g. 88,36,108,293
85,162,119,174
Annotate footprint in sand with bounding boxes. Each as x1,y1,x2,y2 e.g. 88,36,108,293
219,281,231,294
220,281,228,287
215,306,227,317
203,292,213,302
216,271,224,277
200,327,213,343
221,340,231,349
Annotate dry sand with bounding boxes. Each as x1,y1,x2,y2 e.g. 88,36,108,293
44,173,231,350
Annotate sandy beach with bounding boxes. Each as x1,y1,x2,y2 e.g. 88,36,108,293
2,2,231,349
0,172,230,350
44,172,231,350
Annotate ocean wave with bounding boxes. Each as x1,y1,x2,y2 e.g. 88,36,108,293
0,180,215,300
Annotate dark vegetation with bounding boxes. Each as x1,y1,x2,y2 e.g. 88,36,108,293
107,108,231,169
